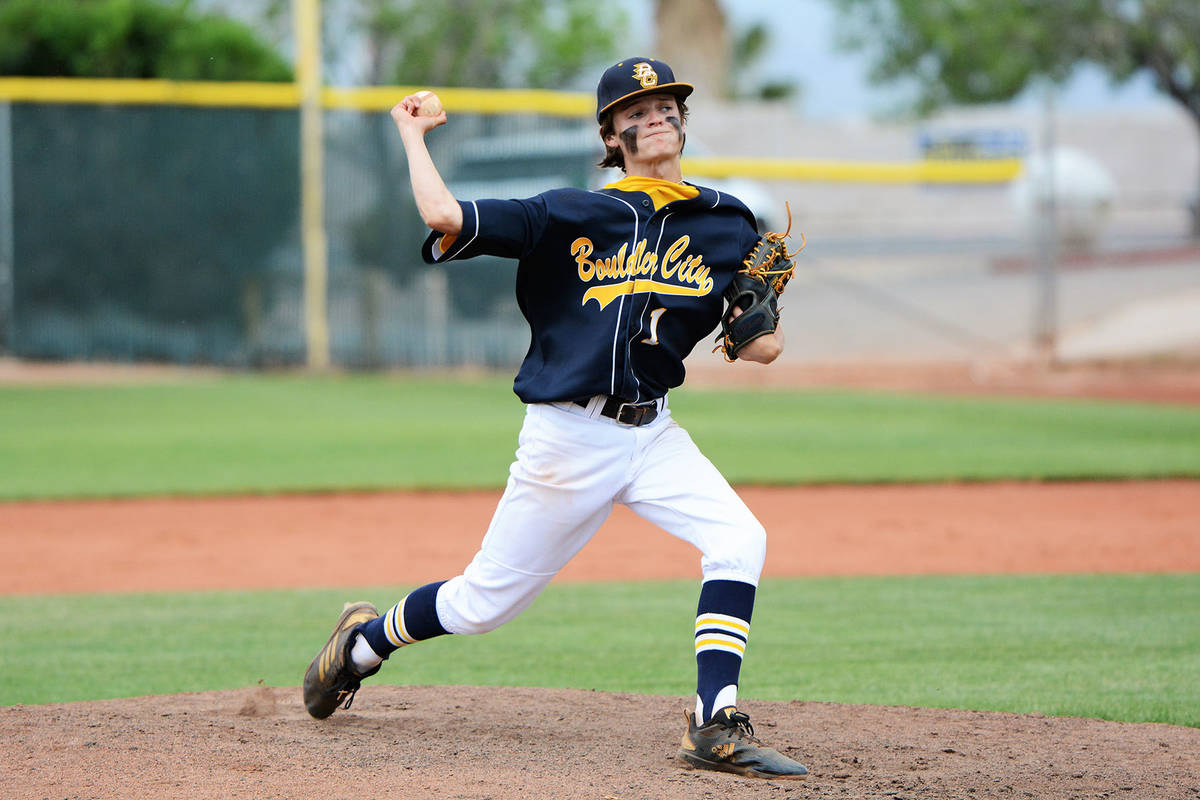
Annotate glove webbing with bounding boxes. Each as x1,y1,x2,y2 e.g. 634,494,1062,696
739,204,803,294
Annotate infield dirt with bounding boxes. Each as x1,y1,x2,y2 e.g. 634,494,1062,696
3,480,1200,799
6,684,1198,800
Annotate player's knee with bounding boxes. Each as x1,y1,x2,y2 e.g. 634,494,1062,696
742,520,767,575
702,519,767,581
439,583,524,635
439,586,517,635
446,609,506,636
727,519,767,578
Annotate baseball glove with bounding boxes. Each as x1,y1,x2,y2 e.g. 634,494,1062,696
714,205,804,361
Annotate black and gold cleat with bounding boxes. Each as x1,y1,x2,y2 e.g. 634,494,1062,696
678,707,808,779
302,601,380,719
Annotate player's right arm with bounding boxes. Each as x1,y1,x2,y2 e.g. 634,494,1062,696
391,94,463,235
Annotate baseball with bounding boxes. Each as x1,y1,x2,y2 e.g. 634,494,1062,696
415,91,443,117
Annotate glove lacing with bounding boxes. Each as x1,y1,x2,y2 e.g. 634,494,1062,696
739,203,804,294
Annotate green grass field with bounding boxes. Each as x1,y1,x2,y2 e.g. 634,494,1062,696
1,373,1199,499
2,374,1198,727
2,575,1196,727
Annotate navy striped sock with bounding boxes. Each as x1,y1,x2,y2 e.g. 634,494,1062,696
357,580,450,658
694,579,756,723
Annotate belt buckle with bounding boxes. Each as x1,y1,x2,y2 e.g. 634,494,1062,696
615,401,653,426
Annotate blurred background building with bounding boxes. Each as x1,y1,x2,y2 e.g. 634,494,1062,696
1,0,1197,373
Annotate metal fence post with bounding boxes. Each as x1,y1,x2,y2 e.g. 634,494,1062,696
1033,85,1059,365
0,102,13,354
295,0,330,370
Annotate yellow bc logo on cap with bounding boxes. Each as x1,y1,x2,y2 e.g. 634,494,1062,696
633,62,659,88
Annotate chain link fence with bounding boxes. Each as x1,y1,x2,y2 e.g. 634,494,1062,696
3,94,1198,370
1,99,604,369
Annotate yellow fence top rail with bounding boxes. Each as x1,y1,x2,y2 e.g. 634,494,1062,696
322,86,593,116
0,77,593,116
682,156,1023,184
0,77,301,107
0,77,1023,183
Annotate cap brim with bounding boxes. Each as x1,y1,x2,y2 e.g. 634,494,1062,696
598,82,694,120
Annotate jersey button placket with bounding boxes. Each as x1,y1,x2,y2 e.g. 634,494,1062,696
616,203,650,399
626,208,668,401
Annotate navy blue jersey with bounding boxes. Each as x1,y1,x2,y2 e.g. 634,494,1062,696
421,184,760,404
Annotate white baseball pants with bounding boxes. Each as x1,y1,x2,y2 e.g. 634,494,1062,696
435,399,767,635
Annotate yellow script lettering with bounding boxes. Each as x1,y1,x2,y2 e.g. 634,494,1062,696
573,238,595,281
660,236,690,280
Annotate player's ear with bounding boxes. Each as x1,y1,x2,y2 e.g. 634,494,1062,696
604,130,624,150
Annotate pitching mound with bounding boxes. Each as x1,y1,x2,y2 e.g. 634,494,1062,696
4,684,1197,799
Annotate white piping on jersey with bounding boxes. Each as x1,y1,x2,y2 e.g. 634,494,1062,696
611,294,626,397
629,211,674,403
589,190,641,398
437,200,481,261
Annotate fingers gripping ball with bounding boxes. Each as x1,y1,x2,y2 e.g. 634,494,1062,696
715,204,805,361
415,91,443,117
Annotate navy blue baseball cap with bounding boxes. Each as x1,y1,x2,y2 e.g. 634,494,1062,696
596,57,694,122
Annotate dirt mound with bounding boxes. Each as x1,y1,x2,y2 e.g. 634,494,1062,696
4,685,1196,799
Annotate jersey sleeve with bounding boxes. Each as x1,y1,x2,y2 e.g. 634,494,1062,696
738,222,763,262
421,196,549,264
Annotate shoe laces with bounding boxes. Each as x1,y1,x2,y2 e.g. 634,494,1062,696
333,633,369,710
719,710,761,743
335,677,363,711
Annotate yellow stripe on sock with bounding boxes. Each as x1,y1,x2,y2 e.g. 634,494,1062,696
695,636,747,655
695,614,750,635
385,597,416,647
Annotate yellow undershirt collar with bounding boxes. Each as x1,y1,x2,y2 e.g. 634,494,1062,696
604,176,699,212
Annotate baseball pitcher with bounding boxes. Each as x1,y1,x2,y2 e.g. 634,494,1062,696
303,57,806,780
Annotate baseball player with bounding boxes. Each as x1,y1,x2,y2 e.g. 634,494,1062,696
303,57,807,780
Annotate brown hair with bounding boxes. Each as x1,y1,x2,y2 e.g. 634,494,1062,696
597,99,689,171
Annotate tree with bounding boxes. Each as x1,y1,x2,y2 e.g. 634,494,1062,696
1,0,298,363
0,0,292,80
730,21,800,102
223,0,626,89
831,0,1200,235
653,0,798,103
231,0,629,328
357,0,623,89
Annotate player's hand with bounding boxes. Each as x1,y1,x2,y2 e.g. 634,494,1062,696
390,94,446,137
726,306,784,364
738,326,784,363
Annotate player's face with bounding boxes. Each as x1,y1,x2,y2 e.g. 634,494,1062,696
606,94,685,165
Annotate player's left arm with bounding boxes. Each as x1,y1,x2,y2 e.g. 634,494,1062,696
714,211,802,364
733,312,784,363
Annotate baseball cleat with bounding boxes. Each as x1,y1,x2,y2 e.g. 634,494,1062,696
678,707,809,779
303,601,381,719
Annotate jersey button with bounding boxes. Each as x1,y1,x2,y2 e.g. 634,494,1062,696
641,199,650,207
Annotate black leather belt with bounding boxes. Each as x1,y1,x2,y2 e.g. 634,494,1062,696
574,396,660,427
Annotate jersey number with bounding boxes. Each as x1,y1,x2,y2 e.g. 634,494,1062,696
642,307,667,346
